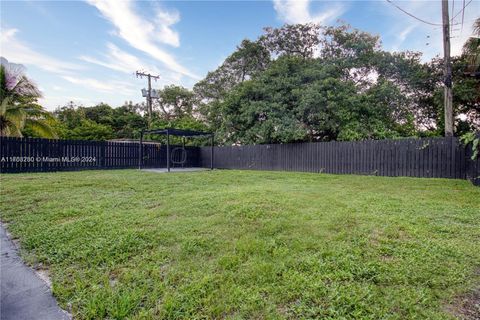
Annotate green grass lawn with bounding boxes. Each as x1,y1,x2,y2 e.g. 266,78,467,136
1,170,479,319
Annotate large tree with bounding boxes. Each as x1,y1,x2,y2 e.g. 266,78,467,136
218,55,419,145
199,24,431,144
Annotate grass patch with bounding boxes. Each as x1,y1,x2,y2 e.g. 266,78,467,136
1,170,479,319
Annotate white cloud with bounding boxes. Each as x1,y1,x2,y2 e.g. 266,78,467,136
62,75,136,95
0,28,82,74
272,0,345,24
399,24,416,42
80,42,160,74
155,8,181,47
391,24,418,51
80,44,187,90
0,27,143,109
86,0,199,79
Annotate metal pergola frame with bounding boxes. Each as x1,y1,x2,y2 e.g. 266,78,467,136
139,128,214,172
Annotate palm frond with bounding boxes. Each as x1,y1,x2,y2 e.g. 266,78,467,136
5,106,26,128
5,120,23,137
473,18,480,37
0,96,10,115
461,35,480,71
0,61,54,137
0,65,7,101
24,118,58,138
0,97,26,136
0,124,11,137
9,75,42,99
22,103,55,119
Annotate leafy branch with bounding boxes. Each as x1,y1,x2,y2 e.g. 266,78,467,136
460,132,480,160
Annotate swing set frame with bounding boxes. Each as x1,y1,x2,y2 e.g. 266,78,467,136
139,128,214,172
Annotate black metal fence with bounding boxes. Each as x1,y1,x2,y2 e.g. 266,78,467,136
200,137,480,184
0,137,200,173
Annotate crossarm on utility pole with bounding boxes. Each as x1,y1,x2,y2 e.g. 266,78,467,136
136,71,160,129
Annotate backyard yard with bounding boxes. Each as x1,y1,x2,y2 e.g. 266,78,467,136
0,170,479,319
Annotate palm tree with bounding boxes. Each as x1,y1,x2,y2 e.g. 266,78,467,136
0,62,57,138
462,18,480,74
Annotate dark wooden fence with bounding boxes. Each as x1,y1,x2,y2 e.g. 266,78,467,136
200,137,480,184
0,137,200,173
2,136,479,184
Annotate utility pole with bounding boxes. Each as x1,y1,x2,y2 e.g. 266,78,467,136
442,0,453,136
136,71,159,127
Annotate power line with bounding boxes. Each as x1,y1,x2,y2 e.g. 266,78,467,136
385,0,465,27
386,0,442,26
449,0,473,36
451,0,455,25
450,0,473,21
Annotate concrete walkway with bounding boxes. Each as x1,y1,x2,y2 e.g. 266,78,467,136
1,225,70,320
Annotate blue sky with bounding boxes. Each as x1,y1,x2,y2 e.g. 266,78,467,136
1,0,478,110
